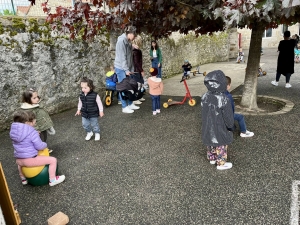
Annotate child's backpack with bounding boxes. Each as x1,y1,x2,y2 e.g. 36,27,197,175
106,80,116,91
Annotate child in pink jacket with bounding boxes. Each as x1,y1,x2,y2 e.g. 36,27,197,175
148,68,164,115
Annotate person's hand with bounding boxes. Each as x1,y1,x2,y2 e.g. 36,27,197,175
132,44,139,49
141,71,145,77
75,110,81,116
158,63,161,67
100,111,104,117
126,71,131,76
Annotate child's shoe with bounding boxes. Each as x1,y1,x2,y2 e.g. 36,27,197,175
118,101,122,104
85,132,93,140
240,130,254,138
21,177,28,185
271,80,278,86
153,111,157,115
139,97,145,101
156,109,161,113
47,127,56,135
210,161,216,165
217,162,233,170
49,175,65,187
95,133,100,141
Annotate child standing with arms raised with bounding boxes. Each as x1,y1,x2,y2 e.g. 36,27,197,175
10,110,65,186
201,70,234,170
75,77,104,141
148,68,163,115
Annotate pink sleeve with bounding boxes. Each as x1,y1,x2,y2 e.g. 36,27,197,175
96,95,103,112
78,97,82,110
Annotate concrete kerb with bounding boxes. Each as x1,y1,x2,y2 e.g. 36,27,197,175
233,95,294,116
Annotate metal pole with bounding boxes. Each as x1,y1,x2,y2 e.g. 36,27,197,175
10,0,16,15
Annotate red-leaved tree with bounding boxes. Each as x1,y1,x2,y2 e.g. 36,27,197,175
28,0,300,110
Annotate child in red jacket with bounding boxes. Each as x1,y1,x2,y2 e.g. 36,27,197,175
148,68,164,115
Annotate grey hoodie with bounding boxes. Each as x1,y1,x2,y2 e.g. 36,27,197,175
201,70,234,146
114,33,134,73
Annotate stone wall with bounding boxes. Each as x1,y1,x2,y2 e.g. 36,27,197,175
0,16,230,131
111,32,230,79
0,17,112,131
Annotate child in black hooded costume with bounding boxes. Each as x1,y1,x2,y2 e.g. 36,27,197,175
201,70,234,170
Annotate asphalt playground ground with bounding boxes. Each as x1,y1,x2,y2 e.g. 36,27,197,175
1,48,300,224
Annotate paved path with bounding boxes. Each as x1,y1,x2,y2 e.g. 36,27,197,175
1,48,300,225
163,49,267,98
163,61,248,97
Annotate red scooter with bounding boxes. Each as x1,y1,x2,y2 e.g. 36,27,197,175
163,77,196,108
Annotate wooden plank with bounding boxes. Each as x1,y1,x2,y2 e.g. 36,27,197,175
0,163,21,225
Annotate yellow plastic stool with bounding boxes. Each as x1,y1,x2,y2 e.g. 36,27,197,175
21,148,50,178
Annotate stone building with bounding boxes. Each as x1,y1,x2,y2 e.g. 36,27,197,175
17,0,105,17
238,24,300,49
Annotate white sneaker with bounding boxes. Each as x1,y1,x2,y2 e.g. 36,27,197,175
118,101,122,104
21,178,28,185
156,109,161,113
85,132,93,140
47,127,56,135
271,80,278,86
240,130,254,138
210,161,216,165
49,175,65,186
95,133,100,141
122,107,134,113
153,111,157,115
128,104,140,110
139,97,145,102
133,100,142,105
217,162,233,170
285,83,292,88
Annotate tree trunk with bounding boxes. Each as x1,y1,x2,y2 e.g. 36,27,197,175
240,22,265,110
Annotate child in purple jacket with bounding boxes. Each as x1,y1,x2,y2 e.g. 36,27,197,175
10,110,65,186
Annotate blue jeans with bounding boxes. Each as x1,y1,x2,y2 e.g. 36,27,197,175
276,72,291,83
151,57,162,78
151,95,160,111
82,117,100,133
114,67,133,108
234,113,246,133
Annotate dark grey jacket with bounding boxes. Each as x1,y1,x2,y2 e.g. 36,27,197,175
201,70,234,147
